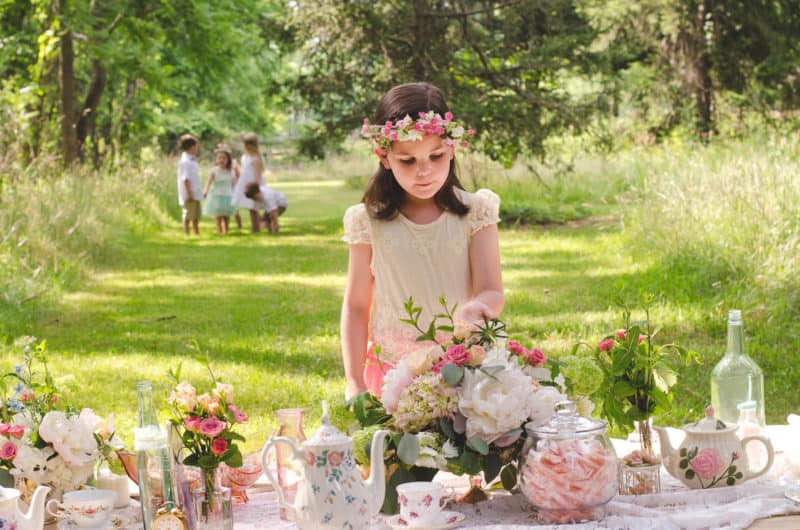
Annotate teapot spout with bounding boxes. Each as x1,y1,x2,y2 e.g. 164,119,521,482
652,426,675,474
364,429,391,516
21,485,50,530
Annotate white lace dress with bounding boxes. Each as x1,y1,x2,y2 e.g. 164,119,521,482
231,153,261,210
343,188,501,394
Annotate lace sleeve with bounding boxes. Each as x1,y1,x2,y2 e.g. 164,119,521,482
468,188,501,235
342,204,371,244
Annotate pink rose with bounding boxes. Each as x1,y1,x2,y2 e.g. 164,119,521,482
443,344,469,366
0,424,8,435
690,447,726,480
6,425,24,439
507,340,526,356
638,334,648,344
184,416,201,432
598,338,614,352
228,405,248,423
211,437,228,456
327,451,343,467
199,417,226,438
524,348,546,367
0,440,16,460
467,345,486,366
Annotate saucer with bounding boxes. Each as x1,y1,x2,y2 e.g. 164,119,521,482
385,511,466,529
785,486,800,504
56,513,131,530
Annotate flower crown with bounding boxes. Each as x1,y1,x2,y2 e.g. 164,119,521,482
361,111,475,156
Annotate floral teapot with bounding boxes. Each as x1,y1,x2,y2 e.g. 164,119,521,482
262,401,390,530
655,406,774,489
0,484,50,530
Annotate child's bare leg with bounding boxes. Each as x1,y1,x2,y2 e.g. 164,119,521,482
235,212,242,229
222,216,230,234
183,218,190,235
192,219,199,235
248,209,260,232
268,209,280,233
215,217,223,234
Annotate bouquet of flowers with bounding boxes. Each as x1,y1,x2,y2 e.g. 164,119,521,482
0,337,123,497
349,298,570,513
167,360,248,504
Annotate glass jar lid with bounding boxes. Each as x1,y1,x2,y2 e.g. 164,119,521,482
525,400,607,438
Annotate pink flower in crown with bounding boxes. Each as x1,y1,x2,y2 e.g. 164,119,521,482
524,348,547,367
507,340,526,356
690,447,726,480
598,338,615,352
211,437,228,456
228,405,248,423
6,425,24,439
467,129,476,137
198,417,226,438
184,416,201,432
0,440,17,460
444,111,453,122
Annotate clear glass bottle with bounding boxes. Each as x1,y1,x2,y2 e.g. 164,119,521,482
710,310,765,428
135,381,168,530
267,408,306,520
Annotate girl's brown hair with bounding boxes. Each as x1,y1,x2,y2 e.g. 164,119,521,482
241,132,260,153
215,144,233,170
362,82,468,219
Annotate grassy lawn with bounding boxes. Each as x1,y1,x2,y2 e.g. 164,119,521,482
8,172,794,454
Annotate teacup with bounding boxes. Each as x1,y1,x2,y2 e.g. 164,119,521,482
396,481,446,528
47,489,116,528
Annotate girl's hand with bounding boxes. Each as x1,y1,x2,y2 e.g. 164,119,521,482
454,299,496,325
346,380,368,400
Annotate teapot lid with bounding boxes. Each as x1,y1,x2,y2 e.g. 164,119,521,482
303,401,351,448
525,400,607,438
685,406,737,433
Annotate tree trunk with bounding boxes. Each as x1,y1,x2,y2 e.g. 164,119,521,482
76,60,107,163
693,0,713,138
411,0,430,80
59,26,78,166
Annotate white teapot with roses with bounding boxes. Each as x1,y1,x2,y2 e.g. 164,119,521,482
0,484,50,530
655,406,774,489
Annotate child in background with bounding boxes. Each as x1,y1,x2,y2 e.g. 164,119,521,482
203,144,238,234
231,132,265,232
244,181,288,233
177,134,202,235
216,141,244,229
341,82,503,399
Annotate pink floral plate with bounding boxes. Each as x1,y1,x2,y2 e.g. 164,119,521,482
56,513,131,530
385,510,466,529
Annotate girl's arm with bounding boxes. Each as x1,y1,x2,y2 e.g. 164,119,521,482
232,161,241,185
203,171,214,198
341,243,374,399
253,157,264,186
458,224,504,323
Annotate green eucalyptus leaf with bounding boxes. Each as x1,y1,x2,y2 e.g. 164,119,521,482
397,433,421,465
466,437,490,455
441,363,464,385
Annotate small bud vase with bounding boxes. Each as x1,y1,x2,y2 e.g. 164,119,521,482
194,467,233,530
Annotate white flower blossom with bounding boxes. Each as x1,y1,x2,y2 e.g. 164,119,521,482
381,361,415,414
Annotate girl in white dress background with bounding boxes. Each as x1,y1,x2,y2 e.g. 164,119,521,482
231,132,265,232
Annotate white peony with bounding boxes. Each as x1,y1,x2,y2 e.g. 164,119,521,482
380,361,415,414
39,411,99,467
482,344,513,367
458,366,544,443
9,445,49,484
526,385,568,427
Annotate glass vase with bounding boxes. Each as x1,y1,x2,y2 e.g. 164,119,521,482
619,463,661,495
266,408,306,521
193,467,233,530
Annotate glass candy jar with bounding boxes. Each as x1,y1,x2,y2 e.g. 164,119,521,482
519,400,618,524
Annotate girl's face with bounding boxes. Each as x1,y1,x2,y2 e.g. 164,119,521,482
215,152,229,168
380,134,454,202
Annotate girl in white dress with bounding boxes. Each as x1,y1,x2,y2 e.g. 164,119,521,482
231,132,265,232
202,145,237,234
341,82,503,399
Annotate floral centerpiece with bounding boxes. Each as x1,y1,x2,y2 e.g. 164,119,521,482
348,297,570,513
0,337,122,498
167,360,248,525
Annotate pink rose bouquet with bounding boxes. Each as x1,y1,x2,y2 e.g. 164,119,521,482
167,361,248,474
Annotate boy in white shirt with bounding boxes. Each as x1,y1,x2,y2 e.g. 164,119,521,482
177,134,203,235
244,181,288,233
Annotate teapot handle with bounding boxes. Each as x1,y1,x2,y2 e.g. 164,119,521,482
741,435,774,480
261,436,302,512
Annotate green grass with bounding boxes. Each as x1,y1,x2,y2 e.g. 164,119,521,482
2,135,798,453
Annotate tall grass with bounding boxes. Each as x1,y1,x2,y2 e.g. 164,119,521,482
0,159,175,338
